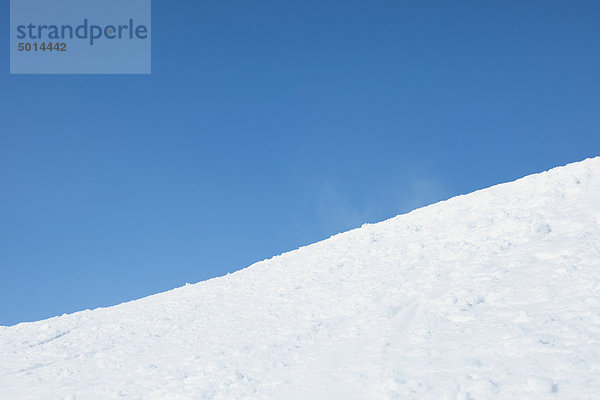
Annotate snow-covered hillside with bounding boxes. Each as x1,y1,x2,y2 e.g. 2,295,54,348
2,157,600,400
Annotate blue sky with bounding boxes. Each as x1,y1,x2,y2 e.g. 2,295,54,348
1,1,599,326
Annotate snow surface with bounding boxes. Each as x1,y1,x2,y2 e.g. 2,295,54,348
2,157,600,400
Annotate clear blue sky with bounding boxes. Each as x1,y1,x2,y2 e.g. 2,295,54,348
1,1,598,326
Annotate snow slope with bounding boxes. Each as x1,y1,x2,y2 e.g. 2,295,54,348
2,157,600,400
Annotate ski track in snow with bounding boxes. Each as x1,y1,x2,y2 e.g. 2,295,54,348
1,157,600,399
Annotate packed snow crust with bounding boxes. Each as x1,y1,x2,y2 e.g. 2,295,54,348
2,157,600,399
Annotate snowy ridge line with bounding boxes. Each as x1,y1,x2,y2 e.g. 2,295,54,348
1,156,600,399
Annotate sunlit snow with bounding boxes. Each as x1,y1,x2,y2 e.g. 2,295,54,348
2,157,599,399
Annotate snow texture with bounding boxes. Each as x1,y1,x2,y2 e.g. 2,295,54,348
2,157,600,399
